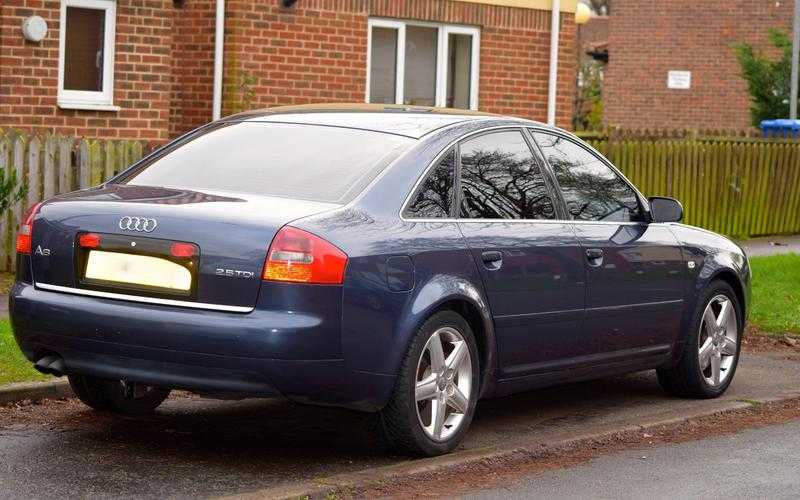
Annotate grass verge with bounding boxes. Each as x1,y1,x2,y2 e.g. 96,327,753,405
0,319,48,386
748,253,800,335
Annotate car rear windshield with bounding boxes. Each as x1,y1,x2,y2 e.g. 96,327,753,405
119,121,414,203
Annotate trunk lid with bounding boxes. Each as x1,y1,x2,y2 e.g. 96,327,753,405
30,184,338,309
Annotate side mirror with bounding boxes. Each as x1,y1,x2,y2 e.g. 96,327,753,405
648,197,683,223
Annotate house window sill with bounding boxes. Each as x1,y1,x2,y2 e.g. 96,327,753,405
57,102,121,112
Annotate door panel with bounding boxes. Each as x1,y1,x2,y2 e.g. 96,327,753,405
574,223,685,351
459,222,586,376
455,129,588,377
531,130,686,355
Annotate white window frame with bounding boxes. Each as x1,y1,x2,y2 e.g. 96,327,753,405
57,0,118,111
366,18,480,110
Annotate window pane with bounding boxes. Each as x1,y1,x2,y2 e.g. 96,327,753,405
447,34,472,109
370,27,398,104
404,26,437,106
460,131,556,220
124,122,414,204
405,149,455,218
64,7,105,92
533,132,643,222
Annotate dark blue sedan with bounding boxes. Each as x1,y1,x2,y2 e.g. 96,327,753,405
11,105,750,456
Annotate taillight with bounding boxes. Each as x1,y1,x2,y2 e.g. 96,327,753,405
16,202,43,254
263,226,347,284
78,233,102,249
170,242,197,258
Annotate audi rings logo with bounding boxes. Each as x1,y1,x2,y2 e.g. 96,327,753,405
118,216,158,233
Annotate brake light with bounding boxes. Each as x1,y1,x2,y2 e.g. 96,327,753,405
170,242,197,258
78,233,102,249
263,226,347,284
16,202,43,254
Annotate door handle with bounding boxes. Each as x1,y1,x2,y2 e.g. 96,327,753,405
481,251,503,270
585,248,604,266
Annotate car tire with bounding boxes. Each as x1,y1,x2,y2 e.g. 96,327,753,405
380,310,480,457
68,374,171,415
657,280,743,398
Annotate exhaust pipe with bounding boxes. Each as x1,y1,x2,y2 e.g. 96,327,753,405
34,355,66,377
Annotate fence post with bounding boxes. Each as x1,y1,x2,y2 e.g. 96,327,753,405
0,133,10,271
27,136,41,209
78,140,91,189
43,136,57,200
58,137,73,194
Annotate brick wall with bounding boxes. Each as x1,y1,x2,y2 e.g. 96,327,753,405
605,0,793,130
1,0,576,140
169,0,216,137
0,0,174,140
221,0,576,128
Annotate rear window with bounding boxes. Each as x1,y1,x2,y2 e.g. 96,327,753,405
120,122,414,203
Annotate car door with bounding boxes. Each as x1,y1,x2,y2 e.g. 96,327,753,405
531,130,686,355
455,129,587,378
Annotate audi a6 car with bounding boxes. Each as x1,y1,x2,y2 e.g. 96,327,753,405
10,104,750,456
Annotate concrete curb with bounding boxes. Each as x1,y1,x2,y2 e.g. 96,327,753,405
226,395,799,500
0,380,73,406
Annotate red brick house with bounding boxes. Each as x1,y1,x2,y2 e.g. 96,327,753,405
1,0,579,142
603,0,793,131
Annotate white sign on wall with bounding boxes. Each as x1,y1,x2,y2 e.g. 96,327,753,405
667,71,692,90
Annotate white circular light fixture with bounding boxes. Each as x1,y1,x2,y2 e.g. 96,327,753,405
22,15,48,43
575,3,592,25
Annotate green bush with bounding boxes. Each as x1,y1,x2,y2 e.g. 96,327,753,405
733,29,794,126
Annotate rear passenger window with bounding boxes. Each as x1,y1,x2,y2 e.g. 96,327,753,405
532,131,643,223
459,130,555,220
404,149,456,219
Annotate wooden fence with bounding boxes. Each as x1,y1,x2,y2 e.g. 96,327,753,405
589,138,800,239
0,129,149,271
0,130,799,271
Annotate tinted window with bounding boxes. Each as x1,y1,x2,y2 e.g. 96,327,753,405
122,122,413,203
533,132,643,222
459,131,555,220
405,149,455,218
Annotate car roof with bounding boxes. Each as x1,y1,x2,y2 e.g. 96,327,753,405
221,103,544,139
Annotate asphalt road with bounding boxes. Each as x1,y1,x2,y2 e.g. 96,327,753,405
469,419,800,499
0,352,799,499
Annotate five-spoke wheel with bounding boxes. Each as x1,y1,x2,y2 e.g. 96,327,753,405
415,326,473,441
698,294,738,387
657,280,742,398
381,310,479,456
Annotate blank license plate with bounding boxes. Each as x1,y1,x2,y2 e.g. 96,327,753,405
84,250,192,291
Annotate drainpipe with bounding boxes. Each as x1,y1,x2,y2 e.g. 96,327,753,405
546,0,560,126
212,0,225,121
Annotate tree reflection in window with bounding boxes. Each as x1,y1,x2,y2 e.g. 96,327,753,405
459,131,555,220
405,149,455,218
532,132,643,222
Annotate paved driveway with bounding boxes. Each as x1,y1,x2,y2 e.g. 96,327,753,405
738,234,800,257
0,352,798,498
469,419,800,499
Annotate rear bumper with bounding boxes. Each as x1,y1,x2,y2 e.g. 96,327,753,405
10,282,394,411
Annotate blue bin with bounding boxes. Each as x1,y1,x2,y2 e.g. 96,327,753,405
760,119,800,138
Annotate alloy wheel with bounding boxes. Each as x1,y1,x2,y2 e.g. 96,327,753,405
698,294,738,387
414,326,473,442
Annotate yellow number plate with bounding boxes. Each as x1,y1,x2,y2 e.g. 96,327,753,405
84,250,192,291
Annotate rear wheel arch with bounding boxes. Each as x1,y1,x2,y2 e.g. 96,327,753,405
430,300,489,375
408,293,497,398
